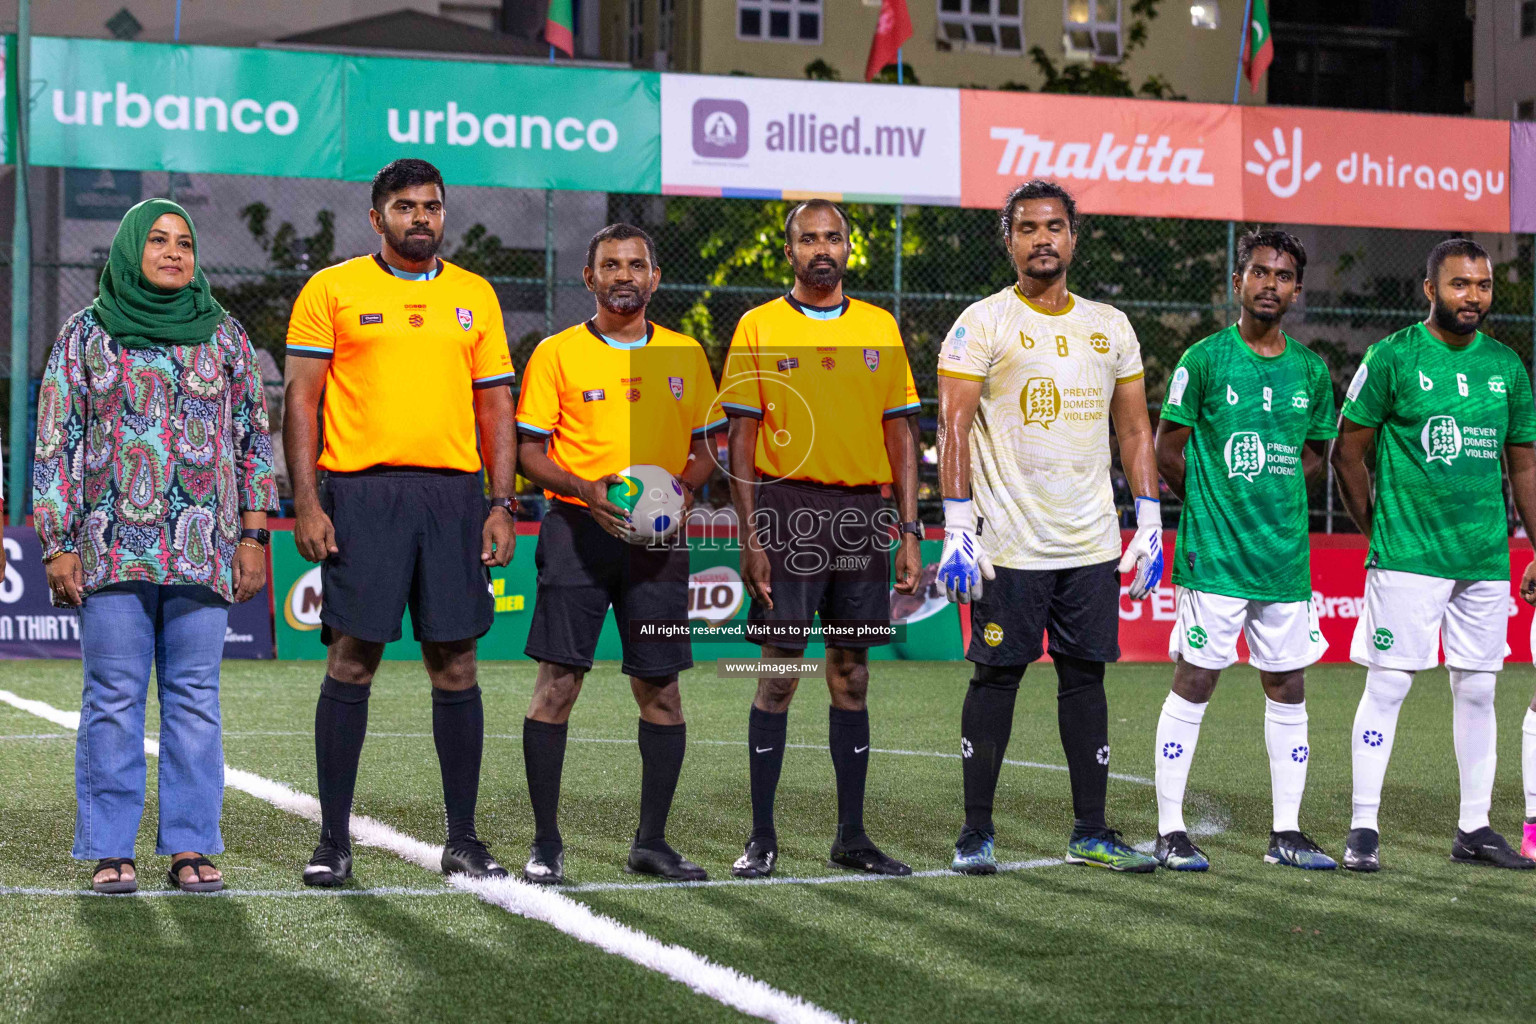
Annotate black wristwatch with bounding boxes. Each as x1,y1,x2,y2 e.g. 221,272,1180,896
489,497,516,518
240,528,270,546
898,520,924,539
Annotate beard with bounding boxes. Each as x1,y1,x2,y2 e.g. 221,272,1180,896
1017,247,1067,281
1431,297,1486,335
793,255,845,293
596,281,650,315
387,223,441,263
1244,294,1285,323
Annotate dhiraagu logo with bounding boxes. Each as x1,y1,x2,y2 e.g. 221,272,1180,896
1224,431,1265,481
1421,415,1462,465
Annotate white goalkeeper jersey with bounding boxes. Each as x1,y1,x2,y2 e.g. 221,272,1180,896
938,285,1143,570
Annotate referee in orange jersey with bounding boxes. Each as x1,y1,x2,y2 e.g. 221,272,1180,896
283,159,517,886
720,199,923,879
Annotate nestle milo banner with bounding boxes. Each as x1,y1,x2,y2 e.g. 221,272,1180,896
342,55,659,192
272,529,961,662
29,36,343,178
24,36,659,193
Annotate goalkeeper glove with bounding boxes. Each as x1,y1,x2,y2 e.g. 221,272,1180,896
937,498,995,604
1117,496,1164,600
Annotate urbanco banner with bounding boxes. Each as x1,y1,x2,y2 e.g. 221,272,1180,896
959,90,1243,218
29,36,344,179
660,73,962,204
1241,106,1510,232
343,56,659,192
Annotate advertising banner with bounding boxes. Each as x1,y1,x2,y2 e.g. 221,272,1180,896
1512,122,1536,234
1240,106,1511,232
344,56,659,192
0,528,274,660
271,529,963,663
661,73,962,204
959,90,1242,218
29,36,344,179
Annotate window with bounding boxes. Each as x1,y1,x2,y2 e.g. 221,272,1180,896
1518,99,1535,122
1188,2,1219,29
1063,0,1122,61
1523,0,1536,38
936,0,1024,53
628,0,645,64
657,0,675,68
737,0,822,43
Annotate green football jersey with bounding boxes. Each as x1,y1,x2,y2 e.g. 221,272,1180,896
1341,322,1536,581
1162,326,1337,602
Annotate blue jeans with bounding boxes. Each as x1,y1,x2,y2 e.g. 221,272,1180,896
73,582,230,860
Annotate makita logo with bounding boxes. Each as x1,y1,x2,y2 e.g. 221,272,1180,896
989,129,1215,186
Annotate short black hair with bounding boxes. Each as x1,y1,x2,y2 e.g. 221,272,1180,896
1000,179,1077,242
586,223,658,270
783,198,850,242
371,159,445,212
1426,237,1490,283
1236,230,1307,284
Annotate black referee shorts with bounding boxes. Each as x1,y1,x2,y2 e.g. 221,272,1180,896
525,501,693,679
320,468,494,645
745,478,892,652
967,560,1122,666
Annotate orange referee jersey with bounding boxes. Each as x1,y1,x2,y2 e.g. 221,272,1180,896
515,320,725,505
285,255,514,473
717,295,919,486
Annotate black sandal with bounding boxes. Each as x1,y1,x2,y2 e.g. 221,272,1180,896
92,857,137,894
168,855,224,893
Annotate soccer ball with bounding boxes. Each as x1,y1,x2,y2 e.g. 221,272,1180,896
606,464,685,544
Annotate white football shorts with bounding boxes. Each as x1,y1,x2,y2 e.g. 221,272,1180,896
1168,587,1327,672
1349,568,1510,672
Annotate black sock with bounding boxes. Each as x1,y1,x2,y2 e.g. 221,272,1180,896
828,707,870,841
748,706,788,838
432,685,483,845
636,720,687,846
315,675,370,849
523,717,568,845
962,674,1020,832
1054,654,1109,836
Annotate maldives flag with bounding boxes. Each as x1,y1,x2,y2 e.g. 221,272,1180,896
1244,0,1273,92
545,0,574,57
864,0,913,82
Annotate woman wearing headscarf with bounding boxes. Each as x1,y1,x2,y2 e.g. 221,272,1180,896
33,198,279,893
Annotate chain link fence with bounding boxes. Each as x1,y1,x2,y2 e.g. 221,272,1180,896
4,168,1534,529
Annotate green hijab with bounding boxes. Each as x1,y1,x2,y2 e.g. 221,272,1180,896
91,198,226,349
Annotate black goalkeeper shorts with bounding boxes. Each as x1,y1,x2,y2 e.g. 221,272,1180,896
967,560,1122,666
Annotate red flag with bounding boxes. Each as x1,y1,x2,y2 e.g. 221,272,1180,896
545,0,575,57
1243,0,1272,92
864,0,913,82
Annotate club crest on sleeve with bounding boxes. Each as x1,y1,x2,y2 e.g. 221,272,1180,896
669,376,684,400
456,307,473,331
864,348,880,372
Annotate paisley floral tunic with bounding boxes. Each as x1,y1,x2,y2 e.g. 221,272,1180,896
32,309,280,603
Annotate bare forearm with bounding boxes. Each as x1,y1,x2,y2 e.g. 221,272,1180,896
885,418,919,521
680,436,715,494
1302,441,1327,493
240,511,268,530
1154,424,1189,501
283,391,322,512
1506,446,1536,541
1120,427,1159,498
475,390,517,499
1332,457,1373,535
517,441,588,501
727,419,760,529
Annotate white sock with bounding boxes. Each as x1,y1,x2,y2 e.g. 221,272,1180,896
1154,691,1207,836
1351,668,1413,831
1449,669,1498,833
1265,698,1309,834
1524,707,1536,819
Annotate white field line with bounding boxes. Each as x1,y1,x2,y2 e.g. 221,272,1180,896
566,858,1061,894
0,733,71,741
0,885,464,899
0,689,847,1024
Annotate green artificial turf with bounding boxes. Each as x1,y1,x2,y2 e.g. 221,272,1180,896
2,659,1534,1023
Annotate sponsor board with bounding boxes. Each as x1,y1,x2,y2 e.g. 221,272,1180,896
661,73,961,203
1241,107,1510,232
0,528,273,659
959,90,1242,218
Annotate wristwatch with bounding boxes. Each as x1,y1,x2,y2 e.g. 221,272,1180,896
489,497,516,518
240,528,271,546
898,520,924,539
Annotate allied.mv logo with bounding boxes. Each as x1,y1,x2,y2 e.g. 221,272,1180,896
1224,431,1265,481
1421,415,1461,465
